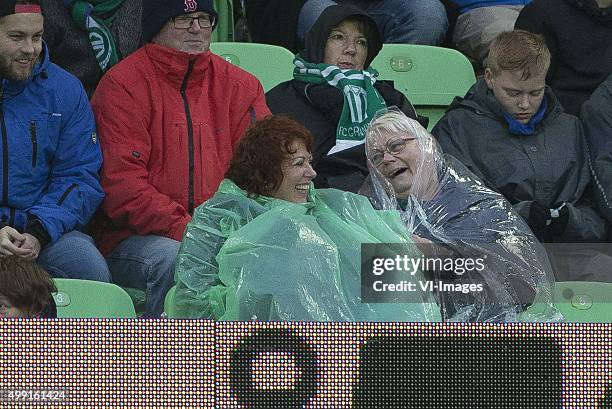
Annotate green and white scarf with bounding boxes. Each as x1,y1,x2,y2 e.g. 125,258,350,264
293,55,386,154
65,0,124,72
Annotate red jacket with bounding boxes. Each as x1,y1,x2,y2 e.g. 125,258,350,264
91,44,271,254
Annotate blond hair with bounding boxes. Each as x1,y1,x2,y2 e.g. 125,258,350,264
486,30,551,80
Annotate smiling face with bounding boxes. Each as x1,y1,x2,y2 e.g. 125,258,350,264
368,129,422,199
485,68,547,124
270,140,317,203
323,19,368,70
0,12,43,81
151,12,213,54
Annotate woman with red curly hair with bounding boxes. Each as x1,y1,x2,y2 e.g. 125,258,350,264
171,115,439,322
225,115,317,203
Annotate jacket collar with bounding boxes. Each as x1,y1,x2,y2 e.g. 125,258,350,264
144,43,211,87
0,41,50,95
452,78,563,125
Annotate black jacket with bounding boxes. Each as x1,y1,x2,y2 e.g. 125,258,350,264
582,74,612,222
245,0,306,53
267,80,423,191
266,5,424,192
41,0,142,97
515,0,612,115
432,79,607,243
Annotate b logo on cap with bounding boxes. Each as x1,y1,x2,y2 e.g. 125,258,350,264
184,0,198,12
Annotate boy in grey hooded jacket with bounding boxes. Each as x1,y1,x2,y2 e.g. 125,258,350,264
432,30,606,244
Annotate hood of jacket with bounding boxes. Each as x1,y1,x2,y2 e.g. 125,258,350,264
300,4,383,69
0,41,51,95
564,0,612,22
448,78,565,125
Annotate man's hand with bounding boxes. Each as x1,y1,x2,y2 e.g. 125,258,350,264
19,233,41,260
0,226,31,257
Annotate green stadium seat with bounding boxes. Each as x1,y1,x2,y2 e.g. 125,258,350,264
53,278,136,318
122,286,146,317
552,281,612,323
210,42,295,92
370,44,477,129
211,0,234,42
163,285,177,318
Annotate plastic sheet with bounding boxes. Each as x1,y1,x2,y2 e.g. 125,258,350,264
172,179,441,321
361,109,563,322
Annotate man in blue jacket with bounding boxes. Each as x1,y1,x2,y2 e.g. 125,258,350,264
0,0,109,281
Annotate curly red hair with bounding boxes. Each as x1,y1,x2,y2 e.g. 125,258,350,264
226,115,314,197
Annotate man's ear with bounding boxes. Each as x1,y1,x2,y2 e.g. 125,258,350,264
484,68,494,90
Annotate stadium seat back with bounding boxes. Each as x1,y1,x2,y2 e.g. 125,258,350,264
210,42,295,92
163,285,177,318
122,286,146,317
211,0,234,42
370,44,476,129
53,278,136,318
553,281,612,323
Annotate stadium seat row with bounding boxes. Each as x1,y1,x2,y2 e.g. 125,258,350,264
210,42,477,129
52,279,612,322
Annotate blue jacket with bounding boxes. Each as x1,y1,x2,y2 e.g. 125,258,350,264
0,43,103,245
450,0,531,13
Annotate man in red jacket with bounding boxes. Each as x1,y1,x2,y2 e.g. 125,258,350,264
91,0,271,317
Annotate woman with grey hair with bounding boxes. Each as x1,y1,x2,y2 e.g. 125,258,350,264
362,109,561,322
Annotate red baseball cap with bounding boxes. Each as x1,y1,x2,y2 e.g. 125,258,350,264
0,1,42,18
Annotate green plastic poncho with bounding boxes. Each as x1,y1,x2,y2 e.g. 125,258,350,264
172,180,440,321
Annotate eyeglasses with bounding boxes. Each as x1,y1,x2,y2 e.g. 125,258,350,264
327,33,368,48
173,14,216,29
369,137,415,167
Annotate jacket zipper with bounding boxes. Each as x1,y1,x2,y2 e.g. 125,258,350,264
57,183,78,206
0,84,8,206
180,60,196,215
29,121,38,167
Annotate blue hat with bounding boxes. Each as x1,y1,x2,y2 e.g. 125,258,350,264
142,0,218,43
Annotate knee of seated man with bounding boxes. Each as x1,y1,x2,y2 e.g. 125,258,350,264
38,231,111,282
139,236,182,273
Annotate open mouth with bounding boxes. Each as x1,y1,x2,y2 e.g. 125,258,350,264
387,167,408,179
295,183,310,191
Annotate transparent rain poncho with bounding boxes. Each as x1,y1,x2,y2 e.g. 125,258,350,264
172,179,441,321
361,109,563,322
